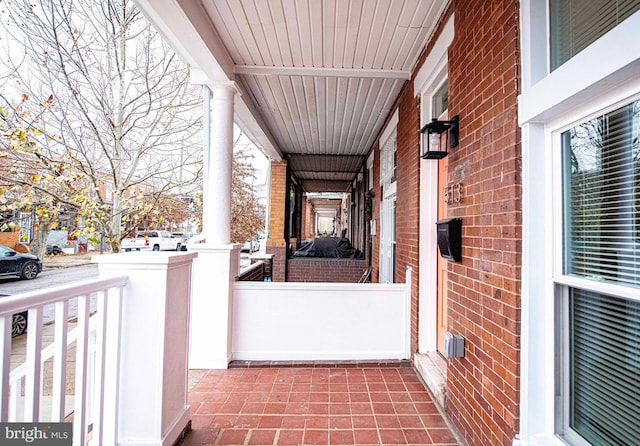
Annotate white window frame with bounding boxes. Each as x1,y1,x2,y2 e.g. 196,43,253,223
379,111,398,284
519,3,640,445
380,110,398,197
549,93,640,446
367,151,374,191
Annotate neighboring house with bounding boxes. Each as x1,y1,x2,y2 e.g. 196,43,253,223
134,2,640,446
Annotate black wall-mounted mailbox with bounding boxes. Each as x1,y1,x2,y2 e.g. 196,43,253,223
436,218,462,262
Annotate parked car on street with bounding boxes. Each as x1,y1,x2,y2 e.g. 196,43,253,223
0,293,27,337
46,244,63,255
241,238,260,253
121,230,180,252
0,244,42,280
172,233,191,251
186,233,205,250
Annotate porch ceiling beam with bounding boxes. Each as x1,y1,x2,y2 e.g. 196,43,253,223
235,65,411,80
295,170,361,174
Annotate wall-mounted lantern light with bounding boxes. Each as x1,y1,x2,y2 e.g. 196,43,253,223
419,115,459,159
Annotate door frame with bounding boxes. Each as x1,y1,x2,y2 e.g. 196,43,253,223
415,15,454,353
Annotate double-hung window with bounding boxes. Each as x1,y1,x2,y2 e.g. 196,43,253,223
557,99,640,445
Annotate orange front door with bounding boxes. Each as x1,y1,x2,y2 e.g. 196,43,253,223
436,147,448,354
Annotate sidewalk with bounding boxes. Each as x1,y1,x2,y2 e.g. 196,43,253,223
42,253,94,270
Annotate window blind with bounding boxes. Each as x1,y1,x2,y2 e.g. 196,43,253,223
550,0,640,70
562,100,640,288
570,288,640,445
380,131,396,188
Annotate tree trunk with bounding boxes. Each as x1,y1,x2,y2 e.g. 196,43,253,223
30,219,51,259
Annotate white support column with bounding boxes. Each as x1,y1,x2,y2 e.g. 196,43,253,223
95,252,195,446
191,81,241,369
190,244,240,369
202,82,236,244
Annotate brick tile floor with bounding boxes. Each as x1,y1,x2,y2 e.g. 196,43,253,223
182,366,459,446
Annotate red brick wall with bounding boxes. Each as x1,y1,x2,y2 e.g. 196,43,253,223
0,231,20,250
441,1,522,445
237,261,265,281
287,258,369,283
395,85,422,354
267,161,288,281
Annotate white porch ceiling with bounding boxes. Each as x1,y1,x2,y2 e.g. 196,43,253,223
135,0,447,192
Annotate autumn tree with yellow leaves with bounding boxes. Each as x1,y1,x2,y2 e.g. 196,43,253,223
0,0,202,255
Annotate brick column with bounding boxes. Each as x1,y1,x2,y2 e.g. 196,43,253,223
266,160,288,281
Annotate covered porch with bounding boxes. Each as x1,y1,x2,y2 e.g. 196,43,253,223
1,252,456,445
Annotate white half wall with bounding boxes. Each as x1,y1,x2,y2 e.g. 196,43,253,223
232,281,411,361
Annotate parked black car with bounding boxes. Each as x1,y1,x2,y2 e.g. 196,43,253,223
0,244,43,280
0,293,28,337
46,244,63,255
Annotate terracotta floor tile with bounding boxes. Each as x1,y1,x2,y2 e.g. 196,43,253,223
428,427,459,444
348,382,368,392
387,383,407,392
368,382,387,392
292,382,311,392
352,415,377,428
218,429,250,445
241,402,266,414
398,415,424,429
420,414,449,428
211,415,238,429
329,415,353,429
258,415,283,429
349,392,370,402
310,383,329,392
184,366,458,446
372,402,396,414
288,392,310,402
234,415,262,429
375,415,401,429
329,429,355,445
264,402,287,414
276,429,304,445
389,392,412,402
305,415,329,429
268,392,290,403
303,429,329,445
404,428,433,445
196,401,224,415
393,402,418,415
414,401,439,414
353,429,381,445
330,383,349,393
309,392,329,402
350,402,374,414
307,403,329,415
190,414,214,429
328,403,351,415
329,392,350,403
248,429,277,445
370,392,392,402
378,428,407,444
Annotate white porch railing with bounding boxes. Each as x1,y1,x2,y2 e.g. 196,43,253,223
0,276,127,445
231,267,413,361
0,251,195,446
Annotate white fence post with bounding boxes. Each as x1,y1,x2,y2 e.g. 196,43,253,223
95,252,196,446
405,267,413,358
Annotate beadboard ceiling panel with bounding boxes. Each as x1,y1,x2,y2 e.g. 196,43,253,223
136,0,446,192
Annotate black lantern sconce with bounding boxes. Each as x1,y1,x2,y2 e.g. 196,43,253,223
419,115,459,159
